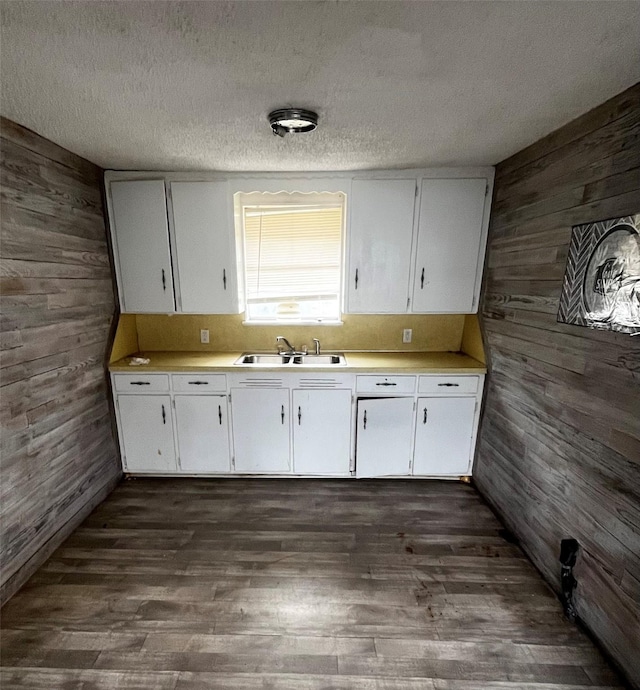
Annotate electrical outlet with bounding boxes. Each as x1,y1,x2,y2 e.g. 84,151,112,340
402,328,412,343
200,329,210,344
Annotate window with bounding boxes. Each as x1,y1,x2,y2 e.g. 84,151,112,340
235,191,345,323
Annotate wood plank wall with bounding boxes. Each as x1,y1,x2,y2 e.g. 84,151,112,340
0,117,121,603
475,83,640,687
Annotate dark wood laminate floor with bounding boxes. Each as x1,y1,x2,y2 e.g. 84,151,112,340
1,479,626,689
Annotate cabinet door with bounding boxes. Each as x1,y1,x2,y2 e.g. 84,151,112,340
117,395,176,472
174,395,231,473
110,180,175,313
347,180,416,313
231,388,290,473
170,181,239,314
356,397,414,477
293,389,352,475
412,178,487,313
413,397,476,475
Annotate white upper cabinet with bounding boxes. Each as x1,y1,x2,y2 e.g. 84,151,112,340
411,178,488,313
169,181,240,314
106,170,492,316
346,179,417,313
109,180,175,313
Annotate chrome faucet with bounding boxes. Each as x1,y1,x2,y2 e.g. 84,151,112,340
313,338,321,355
276,336,298,356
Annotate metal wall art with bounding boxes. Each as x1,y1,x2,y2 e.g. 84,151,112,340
558,214,640,335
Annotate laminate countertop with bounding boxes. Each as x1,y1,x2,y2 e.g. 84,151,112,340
109,351,486,374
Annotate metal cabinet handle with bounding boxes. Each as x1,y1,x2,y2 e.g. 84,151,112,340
162,405,166,425
281,405,285,424
218,405,222,425
188,381,209,385
355,268,359,290
162,269,167,291
420,267,425,289
298,406,302,425
130,381,150,386
423,407,428,424
223,268,227,290
438,382,459,387
376,382,397,387
363,410,367,430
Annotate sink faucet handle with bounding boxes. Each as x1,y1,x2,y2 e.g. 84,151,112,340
312,338,321,355
276,335,296,355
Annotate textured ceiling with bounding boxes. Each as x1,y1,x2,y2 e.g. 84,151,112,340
1,1,639,171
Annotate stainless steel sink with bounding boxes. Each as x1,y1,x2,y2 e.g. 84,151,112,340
234,353,346,366
288,354,346,366
235,354,286,365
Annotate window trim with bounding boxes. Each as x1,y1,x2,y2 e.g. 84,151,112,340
234,191,347,325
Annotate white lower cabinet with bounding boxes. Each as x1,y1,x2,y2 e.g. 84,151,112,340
231,388,290,473
117,394,177,472
174,395,231,473
113,370,483,478
293,389,352,475
413,396,476,475
356,397,414,477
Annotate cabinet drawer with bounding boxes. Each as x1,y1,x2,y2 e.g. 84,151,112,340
418,375,479,394
356,375,416,394
113,374,170,392
172,373,227,392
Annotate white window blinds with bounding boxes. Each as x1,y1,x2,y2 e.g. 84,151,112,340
236,192,344,322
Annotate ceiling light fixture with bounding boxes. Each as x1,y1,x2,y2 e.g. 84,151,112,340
268,108,318,137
